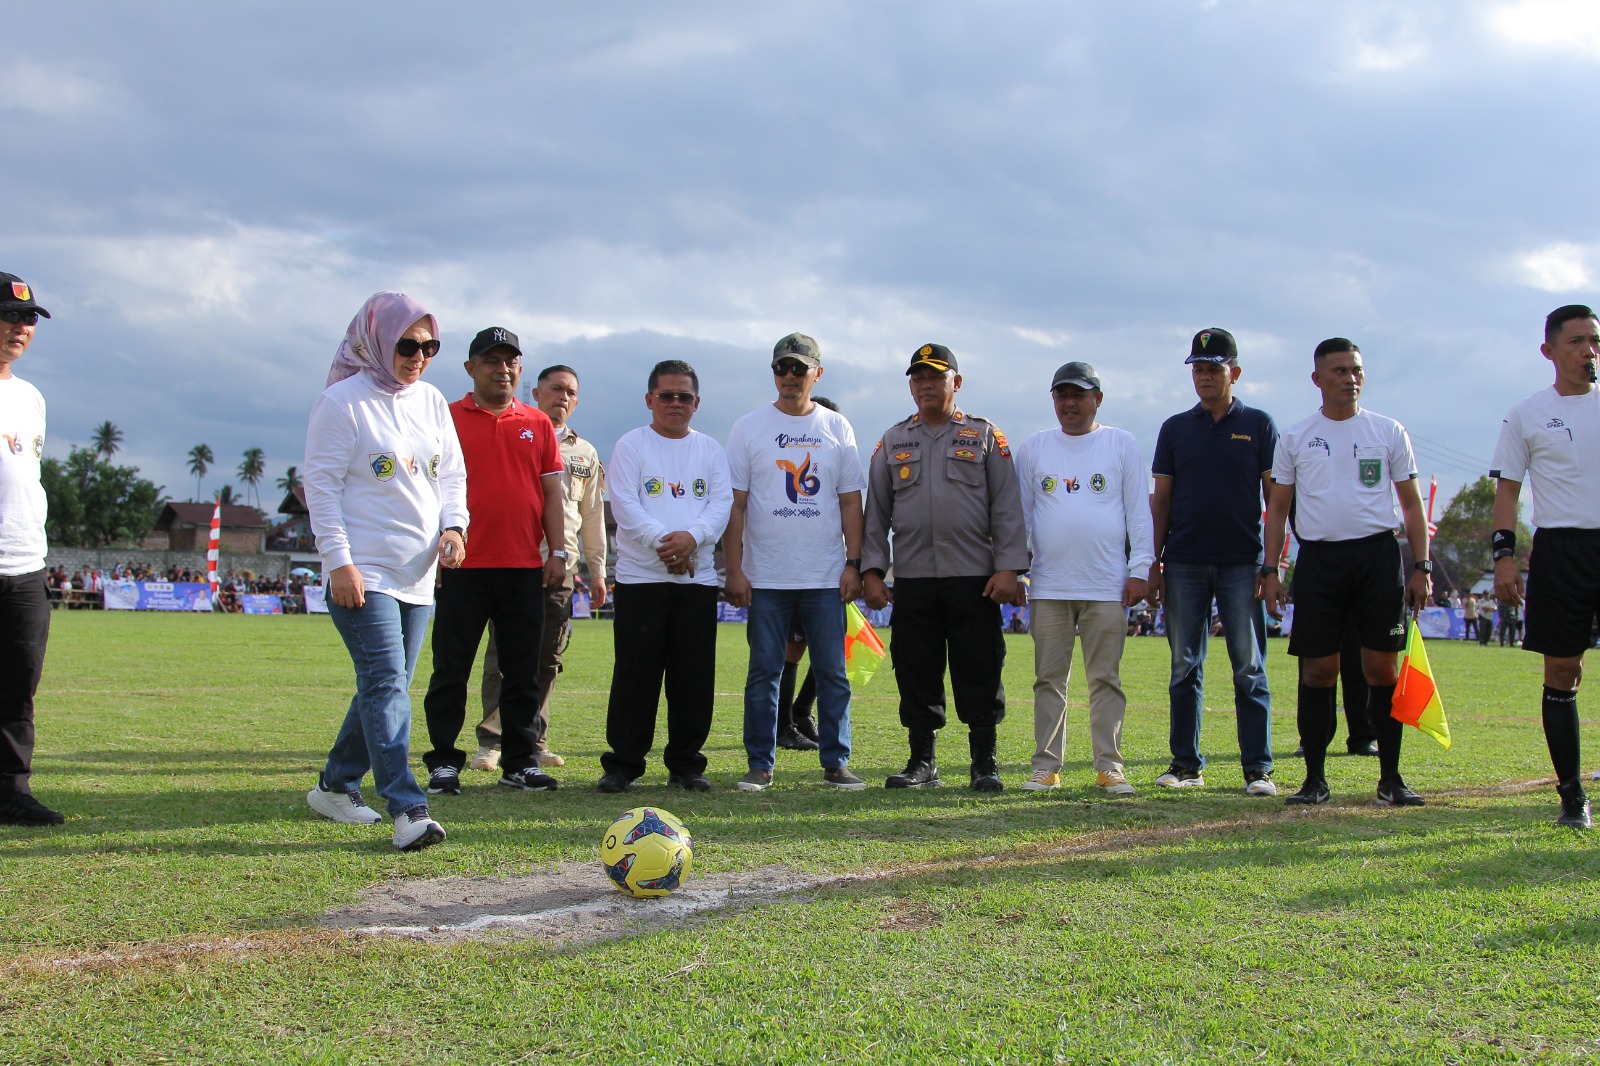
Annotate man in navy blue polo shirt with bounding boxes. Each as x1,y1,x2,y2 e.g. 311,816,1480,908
1148,327,1278,795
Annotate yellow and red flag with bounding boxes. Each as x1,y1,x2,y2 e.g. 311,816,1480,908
1391,619,1451,748
844,602,887,688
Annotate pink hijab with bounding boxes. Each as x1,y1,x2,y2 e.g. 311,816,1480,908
325,291,439,395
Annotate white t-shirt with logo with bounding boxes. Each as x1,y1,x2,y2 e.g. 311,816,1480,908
1490,386,1600,529
0,376,48,577
1271,408,1417,542
608,425,733,587
726,403,867,589
1016,425,1154,601
303,372,468,604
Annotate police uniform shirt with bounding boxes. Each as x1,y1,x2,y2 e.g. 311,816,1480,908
1490,386,1600,529
862,410,1029,579
1270,408,1417,542
548,423,609,575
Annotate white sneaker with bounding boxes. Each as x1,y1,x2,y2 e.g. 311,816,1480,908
1244,771,1278,797
307,783,382,825
1021,769,1061,791
469,746,500,772
393,807,446,851
537,750,566,768
1097,769,1136,796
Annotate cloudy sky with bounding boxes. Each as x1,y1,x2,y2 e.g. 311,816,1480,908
6,1,1596,515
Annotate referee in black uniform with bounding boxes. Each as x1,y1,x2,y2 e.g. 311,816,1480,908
1260,338,1433,807
862,344,1029,791
1491,304,1600,829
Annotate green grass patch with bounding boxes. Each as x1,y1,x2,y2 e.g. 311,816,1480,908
1,613,1596,1063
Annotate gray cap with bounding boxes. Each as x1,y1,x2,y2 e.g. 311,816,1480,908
1050,360,1101,392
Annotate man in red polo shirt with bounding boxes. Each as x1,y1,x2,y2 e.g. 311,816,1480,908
420,326,566,794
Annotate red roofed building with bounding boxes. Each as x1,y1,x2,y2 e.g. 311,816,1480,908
153,503,268,553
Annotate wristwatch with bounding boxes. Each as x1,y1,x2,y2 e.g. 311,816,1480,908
550,550,571,563
1413,559,1432,573
1259,565,1279,578
845,557,862,570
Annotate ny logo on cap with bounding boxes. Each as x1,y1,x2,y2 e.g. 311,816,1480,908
492,328,510,344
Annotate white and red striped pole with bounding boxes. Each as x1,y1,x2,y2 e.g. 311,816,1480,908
207,498,222,609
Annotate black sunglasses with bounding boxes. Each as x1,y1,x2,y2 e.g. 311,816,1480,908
654,391,697,405
0,310,40,326
772,361,811,377
395,338,441,359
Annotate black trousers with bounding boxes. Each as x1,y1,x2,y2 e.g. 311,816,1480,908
422,568,545,775
601,582,717,780
0,570,50,797
477,583,575,751
888,576,1007,732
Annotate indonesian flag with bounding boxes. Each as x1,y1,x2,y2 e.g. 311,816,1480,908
1392,619,1451,749
206,498,222,605
844,602,887,688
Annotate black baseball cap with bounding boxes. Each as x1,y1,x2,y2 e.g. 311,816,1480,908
468,326,521,358
1050,361,1101,392
1185,327,1237,365
0,272,50,318
907,343,958,374
772,332,822,368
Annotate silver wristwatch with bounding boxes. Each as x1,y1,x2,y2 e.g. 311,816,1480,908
550,550,571,563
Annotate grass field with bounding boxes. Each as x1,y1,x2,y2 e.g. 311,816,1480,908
2,611,1597,1064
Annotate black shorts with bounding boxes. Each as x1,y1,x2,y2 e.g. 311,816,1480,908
1288,532,1406,658
1523,527,1600,659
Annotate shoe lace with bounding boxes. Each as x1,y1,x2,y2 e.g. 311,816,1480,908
347,789,369,808
403,805,430,822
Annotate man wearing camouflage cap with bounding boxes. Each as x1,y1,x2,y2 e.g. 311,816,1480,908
862,343,1028,791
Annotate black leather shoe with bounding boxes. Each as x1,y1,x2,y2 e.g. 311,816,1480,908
596,772,635,794
1347,740,1379,756
668,772,712,792
793,714,820,743
776,727,819,751
1285,778,1331,805
0,792,64,826
970,769,1004,793
885,759,940,789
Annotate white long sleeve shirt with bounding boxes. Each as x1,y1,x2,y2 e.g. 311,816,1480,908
608,425,732,586
0,376,48,577
303,371,468,604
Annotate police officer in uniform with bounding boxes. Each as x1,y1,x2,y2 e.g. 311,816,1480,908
862,343,1029,791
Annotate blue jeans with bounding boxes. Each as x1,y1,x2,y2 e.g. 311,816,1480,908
1163,563,1273,773
324,592,432,817
743,587,852,773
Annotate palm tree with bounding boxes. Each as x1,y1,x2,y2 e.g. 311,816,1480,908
187,443,214,502
217,484,239,506
238,447,266,509
91,421,124,460
276,465,302,493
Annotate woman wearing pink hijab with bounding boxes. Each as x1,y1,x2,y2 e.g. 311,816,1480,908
302,292,467,851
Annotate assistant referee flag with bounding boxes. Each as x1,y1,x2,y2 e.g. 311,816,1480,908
1391,619,1451,749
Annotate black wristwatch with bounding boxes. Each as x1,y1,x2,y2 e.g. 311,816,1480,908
1259,565,1279,578
845,557,862,570
1414,560,1432,573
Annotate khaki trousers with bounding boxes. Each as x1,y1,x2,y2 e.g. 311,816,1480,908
1029,599,1128,774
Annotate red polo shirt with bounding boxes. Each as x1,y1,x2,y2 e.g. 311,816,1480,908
450,395,563,568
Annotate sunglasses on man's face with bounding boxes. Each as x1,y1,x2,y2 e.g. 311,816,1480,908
395,338,441,359
772,361,811,377
654,391,697,405
0,310,40,326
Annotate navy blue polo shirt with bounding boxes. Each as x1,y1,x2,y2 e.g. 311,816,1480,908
1152,399,1278,566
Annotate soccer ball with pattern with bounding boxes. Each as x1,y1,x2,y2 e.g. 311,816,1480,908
600,806,694,898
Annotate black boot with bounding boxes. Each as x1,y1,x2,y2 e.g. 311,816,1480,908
792,669,819,742
886,730,940,788
968,726,1003,792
